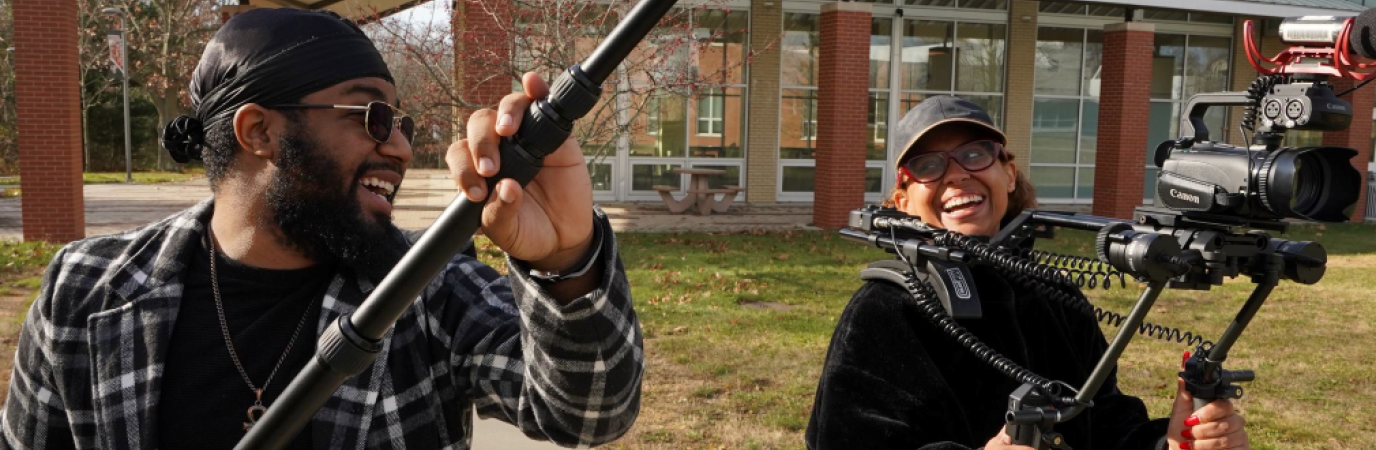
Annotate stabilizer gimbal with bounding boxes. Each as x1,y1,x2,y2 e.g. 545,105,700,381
843,204,1328,449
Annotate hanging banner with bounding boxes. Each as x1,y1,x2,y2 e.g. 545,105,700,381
107,31,125,78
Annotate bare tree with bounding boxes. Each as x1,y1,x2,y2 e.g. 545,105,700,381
99,0,219,170
360,0,767,167
77,0,120,171
0,0,15,174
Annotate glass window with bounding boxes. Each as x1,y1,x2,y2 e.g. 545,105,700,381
1039,1,1084,14
1189,13,1233,25
909,0,955,6
1145,102,1178,198
693,9,750,85
872,19,893,89
1086,5,1124,17
1151,34,1186,100
869,92,889,161
588,163,612,191
1076,167,1094,199
696,93,724,136
632,164,682,191
630,94,687,157
1083,30,1103,97
956,23,1006,93
965,95,1004,127
1080,100,1098,164
690,88,744,158
1144,9,1189,22
1144,167,1159,200
783,14,820,87
1031,27,1104,201
899,92,930,117
781,89,818,159
1145,33,1234,199
866,167,885,193
958,0,1007,10
1032,98,1079,164
902,21,955,92
1035,27,1084,96
1183,36,1231,99
1032,166,1076,198
782,166,816,192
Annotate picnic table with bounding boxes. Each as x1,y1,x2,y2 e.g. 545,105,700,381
652,168,745,215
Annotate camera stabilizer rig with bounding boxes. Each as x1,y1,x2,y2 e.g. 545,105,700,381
842,13,1373,448
844,204,1328,449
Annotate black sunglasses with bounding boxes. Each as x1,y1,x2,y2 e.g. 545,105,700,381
268,101,415,145
899,140,1004,184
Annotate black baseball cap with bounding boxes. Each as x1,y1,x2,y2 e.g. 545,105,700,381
892,95,1007,169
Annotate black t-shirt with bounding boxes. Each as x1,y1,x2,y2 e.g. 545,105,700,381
158,234,334,450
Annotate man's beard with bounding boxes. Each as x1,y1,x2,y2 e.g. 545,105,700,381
264,128,407,283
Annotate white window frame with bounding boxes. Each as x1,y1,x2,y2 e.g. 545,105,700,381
696,92,724,137
775,5,1010,203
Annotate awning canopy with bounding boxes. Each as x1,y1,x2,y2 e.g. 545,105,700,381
1069,0,1366,18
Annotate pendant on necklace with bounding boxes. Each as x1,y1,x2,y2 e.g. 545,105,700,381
244,389,268,431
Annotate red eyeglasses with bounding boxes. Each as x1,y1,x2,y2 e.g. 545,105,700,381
898,140,1005,184
268,101,415,145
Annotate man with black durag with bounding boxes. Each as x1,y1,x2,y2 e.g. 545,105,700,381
1,8,641,450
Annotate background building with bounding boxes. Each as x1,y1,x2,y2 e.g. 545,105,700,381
540,0,1373,225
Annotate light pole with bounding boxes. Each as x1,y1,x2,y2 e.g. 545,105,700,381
102,7,132,183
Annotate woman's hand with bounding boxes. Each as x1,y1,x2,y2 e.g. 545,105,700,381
983,427,1037,450
1166,353,1250,449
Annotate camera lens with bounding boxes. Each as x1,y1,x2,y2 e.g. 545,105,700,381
1289,154,1322,211
1262,147,1360,222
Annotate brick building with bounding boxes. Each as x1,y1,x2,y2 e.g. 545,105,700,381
13,0,1376,241
545,0,1375,227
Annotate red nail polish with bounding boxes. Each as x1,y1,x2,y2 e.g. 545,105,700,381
1181,428,1193,439
1184,415,1200,427
1180,442,1192,450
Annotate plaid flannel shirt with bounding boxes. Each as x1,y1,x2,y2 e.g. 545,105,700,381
0,199,643,450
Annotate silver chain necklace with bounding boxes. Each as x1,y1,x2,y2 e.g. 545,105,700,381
206,229,315,431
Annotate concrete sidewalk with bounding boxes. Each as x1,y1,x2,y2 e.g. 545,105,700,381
0,169,814,240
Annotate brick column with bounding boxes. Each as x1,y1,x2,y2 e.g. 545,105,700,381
1321,77,1373,222
1002,0,1038,165
453,0,512,130
813,2,871,228
1091,22,1153,220
745,0,782,203
14,0,84,242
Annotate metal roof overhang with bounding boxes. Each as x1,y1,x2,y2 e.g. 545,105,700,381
1064,0,1365,18
233,0,427,22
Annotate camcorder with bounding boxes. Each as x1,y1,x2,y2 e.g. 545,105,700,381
1152,15,1367,225
844,10,1376,450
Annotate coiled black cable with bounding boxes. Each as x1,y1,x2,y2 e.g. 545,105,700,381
897,266,1080,405
1021,249,1129,290
931,231,1214,348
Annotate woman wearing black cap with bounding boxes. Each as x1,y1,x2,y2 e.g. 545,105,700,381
805,96,1250,450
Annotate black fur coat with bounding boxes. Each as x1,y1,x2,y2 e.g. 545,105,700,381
806,264,1168,450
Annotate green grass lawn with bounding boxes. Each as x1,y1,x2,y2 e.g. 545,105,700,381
0,221,1369,449
506,223,1375,450
0,240,62,300
0,170,201,187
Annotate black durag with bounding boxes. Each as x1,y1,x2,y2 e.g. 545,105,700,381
162,8,393,162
